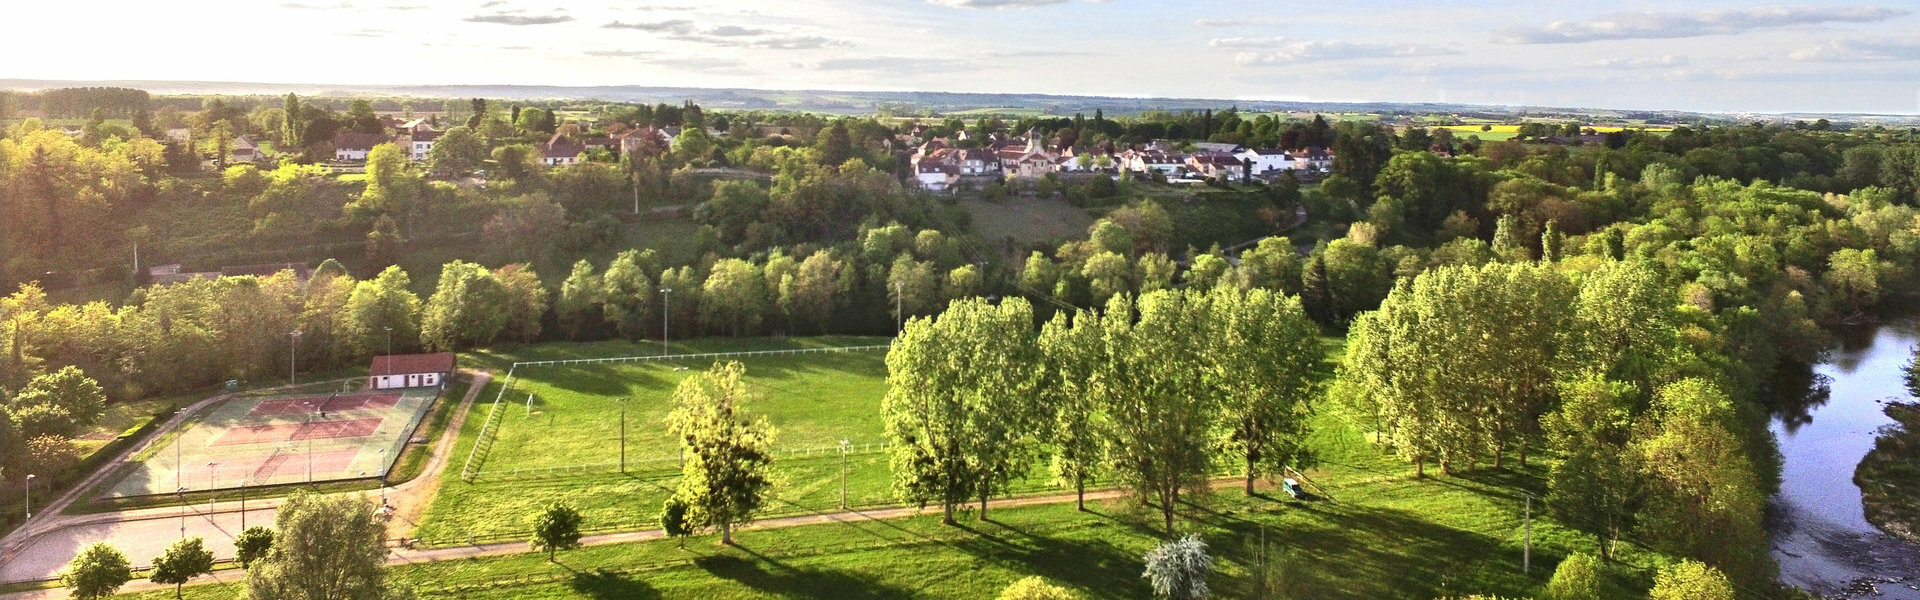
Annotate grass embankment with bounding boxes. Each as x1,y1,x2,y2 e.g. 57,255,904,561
1856,402,1920,544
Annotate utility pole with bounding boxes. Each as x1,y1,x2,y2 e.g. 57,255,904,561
207,462,219,516
840,439,851,509
240,478,248,530
1523,493,1532,575
22,474,32,523
894,282,903,334
177,487,187,540
659,287,673,356
619,398,628,474
384,326,393,357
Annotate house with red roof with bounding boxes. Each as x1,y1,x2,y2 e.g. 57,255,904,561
368,353,457,390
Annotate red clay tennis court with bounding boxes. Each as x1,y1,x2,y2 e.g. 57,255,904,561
247,394,401,418
215,448,362,483
212,417,384,446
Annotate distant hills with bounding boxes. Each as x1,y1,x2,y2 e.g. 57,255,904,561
2,78,1915,124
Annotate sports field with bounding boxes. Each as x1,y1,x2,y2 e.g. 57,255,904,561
472,345,891,478
103,387,442,498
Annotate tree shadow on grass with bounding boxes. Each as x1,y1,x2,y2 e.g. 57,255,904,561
692,546,918,600
944,518,1153,598
1211,501,1534,599
568,569,664,600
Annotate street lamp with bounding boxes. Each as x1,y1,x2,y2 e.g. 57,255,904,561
22,474,33,522
659,287,673,356
383,326,393,357
239,477,249,530
290,330,303,386
176,486,187,540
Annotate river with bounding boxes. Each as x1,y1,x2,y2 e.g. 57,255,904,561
1771,318,1920,599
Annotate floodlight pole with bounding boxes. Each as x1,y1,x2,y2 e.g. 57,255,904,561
177,487,187,540
290,330,302,386
22,474,33,523
659,287,673,356
384,326,393,358
240,478,248,530
208,462,219,515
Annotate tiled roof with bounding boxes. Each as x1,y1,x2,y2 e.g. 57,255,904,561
370,353,457,376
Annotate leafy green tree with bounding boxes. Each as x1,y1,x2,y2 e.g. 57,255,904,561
60,542,132,600
1300,255,1335,326
660,498,693,548
996,577,1080,600
1648,560,1735,600
281,94,303,150
234,526,274,568
701,258,769,337
495,264,548,343
528,501,584,561
345,99,381,135
419,261,509,352
1542,552,1606,600
427,126,486,177
1039,310,1106,510
1083,251,1133,306
1825,248,1883,316
1234,238,1302,294
667,361,777,544
8,366,106,438
1101,292,1219,534
884,298,1041,523
556,260,603,340
1142,534,1212,600
1544,377,1642,559
1565,261,1680,397
344,266,421,357
601,250,657,342
815,121,853,167
1635,379,1770,585
244,492,394,600
1208,287,1319,495
149,536,214,598
791,250,846,333
365,214,404,271
1491,214,1529,262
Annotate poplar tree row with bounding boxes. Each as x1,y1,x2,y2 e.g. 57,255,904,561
882,285,1321,536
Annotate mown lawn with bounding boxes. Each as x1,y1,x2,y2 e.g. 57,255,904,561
117,405,1672,600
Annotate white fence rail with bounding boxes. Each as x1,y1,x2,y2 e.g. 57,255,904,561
477,441,895,480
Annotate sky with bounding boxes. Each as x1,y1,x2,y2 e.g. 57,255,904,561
6,0,1919,114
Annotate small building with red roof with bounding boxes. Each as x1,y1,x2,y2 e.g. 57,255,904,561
368,353,457,390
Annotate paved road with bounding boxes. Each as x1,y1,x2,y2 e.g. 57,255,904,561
0,372,489,585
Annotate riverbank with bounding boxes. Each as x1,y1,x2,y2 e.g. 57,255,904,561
1856,401,1920,545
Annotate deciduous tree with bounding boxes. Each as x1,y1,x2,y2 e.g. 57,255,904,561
667,361,776,544
149,536,214,598
60,542,131,600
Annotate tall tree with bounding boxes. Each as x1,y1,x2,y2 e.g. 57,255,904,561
60,542,131,600
700,259,769,337
1100,292,1219,535
495,264,548,343
1635,379,1771,584
243,492,395,600
555,259,602,340
1544,377,1642,559
667,361,777,544
1207,287,1320,495
600,250,656,342
1038,310,1105,510
791,250,845,333
883,298,1041,523
419,261,508,352
427,126,486,176
344,266,422,357
149,537,214,599
281,94,302,150
528,502,583,561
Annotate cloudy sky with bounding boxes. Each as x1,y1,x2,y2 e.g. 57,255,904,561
7,0,1918,114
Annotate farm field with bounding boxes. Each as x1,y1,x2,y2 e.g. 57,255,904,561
102,387,441,497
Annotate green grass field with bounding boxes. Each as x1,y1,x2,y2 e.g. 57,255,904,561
962,196,1097,247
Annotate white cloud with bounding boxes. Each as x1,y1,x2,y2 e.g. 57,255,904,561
1789,38,1920,62
465,12,574,26
925,0,1069,9
1497,5,1908,44
1234,41,1457,64
1195,16,1285,28
1595,55,1690,69
1208,37,1289,49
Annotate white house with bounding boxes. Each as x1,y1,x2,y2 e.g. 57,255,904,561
915,162,959,192
368,353,456,390
1187,153,1246,182
540,138,585,166
409,129,443,161
1291,146,1334,172
1240,148,1294,175
332,132,388,162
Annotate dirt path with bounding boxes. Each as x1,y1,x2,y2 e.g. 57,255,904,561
0,373,488,586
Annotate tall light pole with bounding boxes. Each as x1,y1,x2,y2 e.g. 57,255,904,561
177,487,187,540
659,287,673,356
22,474,33,523
290,330,302,386
894,282,903,334
383,326,393,357
207,462,219,515
239,477,248,530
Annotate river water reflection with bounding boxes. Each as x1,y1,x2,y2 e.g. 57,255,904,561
1771,318,1920,599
